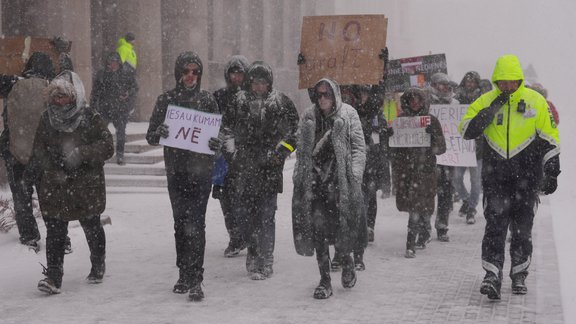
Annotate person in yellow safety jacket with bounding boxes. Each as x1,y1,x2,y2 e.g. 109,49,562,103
116,33,137,71
459,54,560,301
382,95,398,123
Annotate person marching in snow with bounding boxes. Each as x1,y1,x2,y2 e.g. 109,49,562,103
146,51,219,302
292,78,366,299
91,52,138,165
217,61,298,281
211,55,250,257
27,71,113,294
459,54,560,300
390,87,446,258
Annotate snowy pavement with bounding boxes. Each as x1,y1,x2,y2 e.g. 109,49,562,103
0,158,566,323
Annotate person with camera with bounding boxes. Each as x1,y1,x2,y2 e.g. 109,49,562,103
459,54,560,300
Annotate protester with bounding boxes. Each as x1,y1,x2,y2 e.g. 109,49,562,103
91,52,139,165
459,54,560,300
211,55,250,257
0,52,55,252
292,78,366,299
25,71,113,294
429,72,459,243
218,61,298,281
453,71,484,224
390,87,446,258
528,83,559,125
146,51,219,302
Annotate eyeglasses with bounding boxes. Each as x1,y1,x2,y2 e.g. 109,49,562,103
184,68,201,76
317,91,331,99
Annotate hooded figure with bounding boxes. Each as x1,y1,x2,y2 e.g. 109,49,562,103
116,33,137,70
211,55,250,257
28,71,114,294
292,78,366,299
390,87,446,258
459,54,560,300
146,51,219,302
455,71,482,105
219,60,298,281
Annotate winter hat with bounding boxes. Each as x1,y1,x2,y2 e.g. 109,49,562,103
22,51,55,80
174,51,203,86
431,72,451,86
400,87,430,116
45,71,87,132
224,55,249,84
125,32,136,42
245,61,273,90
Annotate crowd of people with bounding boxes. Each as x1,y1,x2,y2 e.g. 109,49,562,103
0,38,560,303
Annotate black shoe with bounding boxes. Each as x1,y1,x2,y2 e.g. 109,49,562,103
459,201,469,217
437,232,450,242
224,243,244,258
313,280,333,299
86,262,105,284
188,283,204,302
511,274,528,295
341,256,357,288
466,208,477,225
64,236,73,254
415,233,431,249
262,264,274,278
354,254,365,271
38,277,61,294
368,227,375,242
173,275,190,294
23,239,40,253
116,156,125,165
404,249,416,258
480,274,501,300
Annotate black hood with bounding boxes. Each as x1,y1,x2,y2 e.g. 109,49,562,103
224,55,249,85
245,61,273,92
400,87,430,116
174,51,203,87
459,71,481,88
22,51,55,80
105,52,122,68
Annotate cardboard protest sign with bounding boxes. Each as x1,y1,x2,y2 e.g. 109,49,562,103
299,15,387,89
160,105,222,155
385,54,447,93
0,36,65,77
429,104,477,167
389,116,431,148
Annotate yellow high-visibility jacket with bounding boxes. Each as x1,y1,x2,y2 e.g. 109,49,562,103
116,37,137,69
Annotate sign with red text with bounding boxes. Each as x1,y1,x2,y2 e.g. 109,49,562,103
299,15,387,89
160,105,222,155
429,104,477,167
389,116,431,148
385,54,447,93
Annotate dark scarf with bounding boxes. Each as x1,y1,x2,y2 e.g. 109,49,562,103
47,102,83,132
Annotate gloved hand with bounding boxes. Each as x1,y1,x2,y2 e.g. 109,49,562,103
541,176,558,195
488,93,509,114
387,127,394,137
208,137,222,151
63,148,82,170
269,145,292,166
155,123,169,139
212,185,224,200
425,124,433,134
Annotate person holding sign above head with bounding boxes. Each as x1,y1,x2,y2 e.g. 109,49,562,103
389,87,446,258
292,78,366,299
459,55,560,300
146,51,219,302
218,61,299,281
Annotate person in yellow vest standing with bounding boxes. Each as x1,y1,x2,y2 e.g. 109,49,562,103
116,32,137,72
459,54,560,300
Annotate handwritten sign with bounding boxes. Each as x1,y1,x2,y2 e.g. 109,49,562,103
429,104,477,167
299,15,387,89
389,116,431,147
385,54,447,93
159,105,222,155
0,37,64,76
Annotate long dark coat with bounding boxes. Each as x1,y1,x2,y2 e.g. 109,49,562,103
391,87,446,216
292,78,366,256
28,109,114,221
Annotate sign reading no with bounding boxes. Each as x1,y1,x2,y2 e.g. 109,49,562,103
299,15,388,89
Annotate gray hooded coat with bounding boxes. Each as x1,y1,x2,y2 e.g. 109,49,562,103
292,78,367,256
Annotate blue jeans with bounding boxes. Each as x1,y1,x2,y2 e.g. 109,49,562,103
452,159,482,209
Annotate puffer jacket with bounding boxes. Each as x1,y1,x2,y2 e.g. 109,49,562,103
292,78,366,256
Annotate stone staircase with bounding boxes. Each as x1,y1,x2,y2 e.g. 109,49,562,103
104,123,167,188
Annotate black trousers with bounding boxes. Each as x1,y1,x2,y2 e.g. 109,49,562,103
220,174,244,246
167,171,211,284
435,165,454,233
482,183,537,279
44,215,105,284
4,156,40,243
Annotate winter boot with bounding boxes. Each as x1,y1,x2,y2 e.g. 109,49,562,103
38,265,62,295
86,260,106,284
368,227,375,243
466,208,477,225
224,241,244,258
313,277,333,299
437,229,450,242
341,255,357,288
480,272,502,300
64,236,73,254
173,269,190,294
188,283,204,302
415,231,431,250
458,200,469,217
262,264,274,278
405,230,417,258
511,273,528,295
354,252,365,271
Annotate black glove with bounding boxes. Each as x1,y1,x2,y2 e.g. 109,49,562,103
425,124,433,134
156,123,169,139
297,53,306,65
269,144,292,166
541,176,558,195
208,137,222,151
488,93,509,114
212,185,224,200
387,127,394,137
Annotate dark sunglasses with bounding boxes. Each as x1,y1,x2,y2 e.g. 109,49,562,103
317,91,332,99
184,68,201,76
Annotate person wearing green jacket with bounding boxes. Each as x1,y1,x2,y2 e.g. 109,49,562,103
459,54,560,300
116,32,137,71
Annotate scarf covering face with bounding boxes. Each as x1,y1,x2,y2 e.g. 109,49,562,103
46,71,87,132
